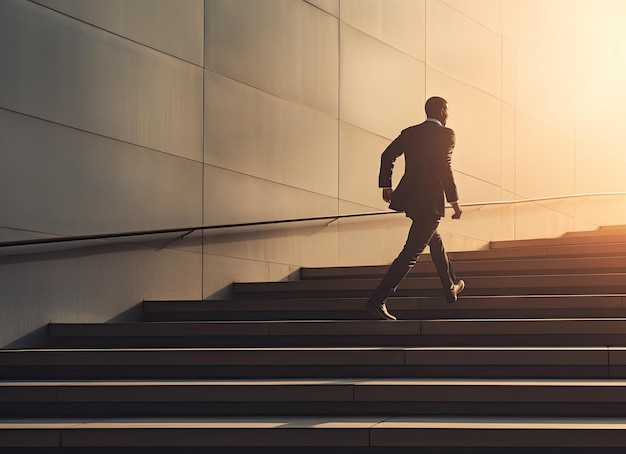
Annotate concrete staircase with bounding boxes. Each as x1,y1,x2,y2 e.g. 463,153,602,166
5,228,626,452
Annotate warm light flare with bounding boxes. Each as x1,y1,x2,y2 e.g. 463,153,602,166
568,1,626,155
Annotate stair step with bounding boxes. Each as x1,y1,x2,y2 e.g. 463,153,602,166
564,228,626,237
300,255,626,280
233,273,626,298
9,230,626,452
5,378,626,418
599,225,626,231
491,232,626,249
0,346,622,379
450,241,626,261
4,415,626,451
143,294,626,321
44,318,626,348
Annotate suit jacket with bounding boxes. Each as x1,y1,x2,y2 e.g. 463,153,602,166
378,120,458,218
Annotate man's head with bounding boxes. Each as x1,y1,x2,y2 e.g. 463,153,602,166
425,96,448,126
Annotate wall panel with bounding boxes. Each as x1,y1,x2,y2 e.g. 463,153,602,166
574,142,626,227
441,0,501,33
203,165,338,226
501,102,516,193
203,254,299,299
340,23,425,139
426,67,502,186
203,220,338,272
205,0,338,117
204,71,339,197
513,201,575,240
438,173,504,242
338,213,411,266
514,47,574,136
305,0,339,17
32,0,204,65
501,37,516,107
427,0,501,98
0,110,203,237
0,0,203,160
515,111,575,200
339,122,400,210
0,242,202,347
575,195,626,229
341,0,426,60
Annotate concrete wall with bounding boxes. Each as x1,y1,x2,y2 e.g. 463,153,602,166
2,0,626,347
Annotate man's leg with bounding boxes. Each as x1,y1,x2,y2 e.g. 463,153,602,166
366,215,440,320
428,229,456,289
429,229,465,303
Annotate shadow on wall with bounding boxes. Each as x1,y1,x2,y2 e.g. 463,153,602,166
3,326,49,349
0,225,312,349
0,233,207,349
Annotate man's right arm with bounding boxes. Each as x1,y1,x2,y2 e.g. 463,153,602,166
450,201,462,219
382,187,393,203
439,128,462,219
378,132,406,189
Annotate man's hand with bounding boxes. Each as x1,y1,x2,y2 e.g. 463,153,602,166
382,188,393,203
451,202,462,219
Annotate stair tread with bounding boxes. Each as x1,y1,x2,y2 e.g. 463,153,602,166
144,294,626,312
47,318,626,336
0,345,618,364
5,415,626,449
451,241,626,260
233,273,626,298
7,377,626,385
4,414,626,426
301,255,626,279
6,377,626,397
490,232,626,249
0,346,620,380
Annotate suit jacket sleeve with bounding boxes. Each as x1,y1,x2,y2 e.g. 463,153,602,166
438,128,459,203
378,132,406,188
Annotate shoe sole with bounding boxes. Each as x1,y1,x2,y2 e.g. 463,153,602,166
446,280,465,304
365,304,396,321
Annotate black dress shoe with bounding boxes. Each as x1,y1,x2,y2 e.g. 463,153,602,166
365,298,397,320
445,279,465,304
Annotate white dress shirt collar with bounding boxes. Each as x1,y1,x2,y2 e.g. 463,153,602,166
426,117,443,126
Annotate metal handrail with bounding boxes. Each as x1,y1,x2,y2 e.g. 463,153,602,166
1,191,626,249
0,211,394,249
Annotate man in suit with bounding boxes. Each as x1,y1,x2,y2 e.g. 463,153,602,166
365,96,465,321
